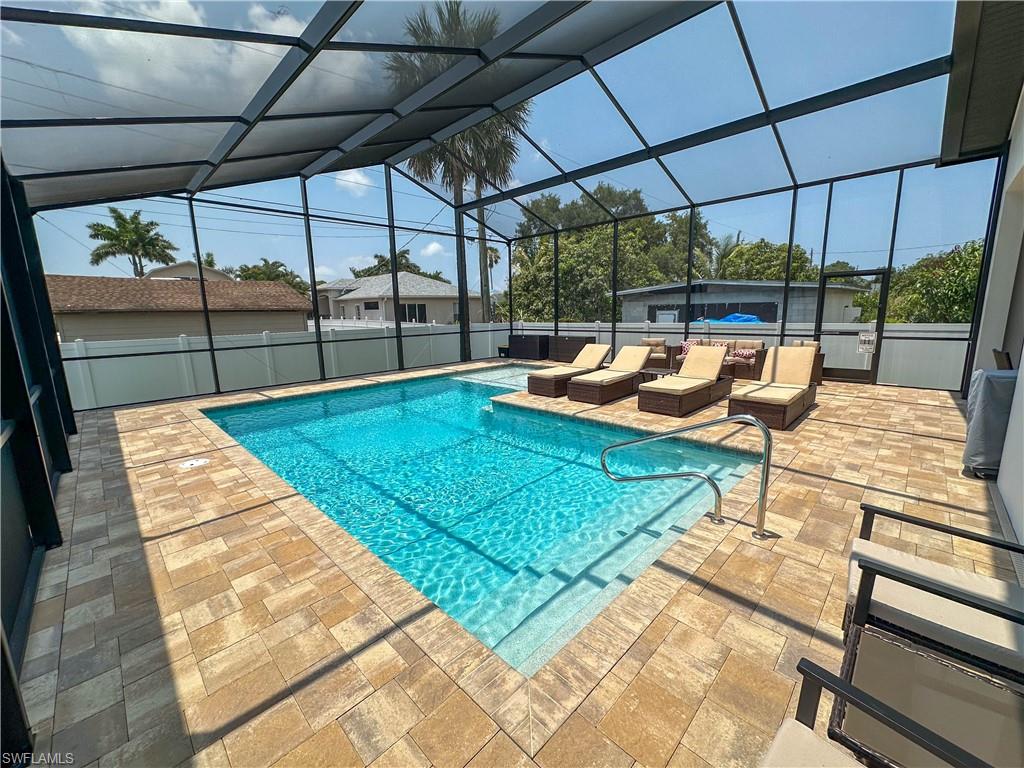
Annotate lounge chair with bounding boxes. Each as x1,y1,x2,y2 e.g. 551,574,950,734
639,337,669,367
637,345,732,417
762,658,983,768
567,346,652,405
845,503,1024,681
789,339,824,383
727,346,816,429
526,343,611,397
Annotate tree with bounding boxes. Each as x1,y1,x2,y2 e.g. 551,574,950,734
693,232,741,280
350,250,451,283
200,251,238,277
386,0,529,322
86,207,178,277
853,240,982,323
718,239,818,281
235,258,309,294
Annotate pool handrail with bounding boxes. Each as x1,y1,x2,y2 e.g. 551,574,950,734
599,414,773,538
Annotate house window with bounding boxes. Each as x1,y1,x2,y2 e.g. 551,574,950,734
399,303,427,323
364,301,379,310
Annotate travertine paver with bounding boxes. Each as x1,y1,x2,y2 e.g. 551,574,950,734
20,360,1020,767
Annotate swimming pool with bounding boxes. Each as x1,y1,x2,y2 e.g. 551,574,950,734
207,365,754,674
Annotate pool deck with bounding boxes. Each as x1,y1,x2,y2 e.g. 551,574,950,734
20,359,1019,768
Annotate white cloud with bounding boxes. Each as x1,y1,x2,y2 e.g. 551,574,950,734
315,264,337,278
419,241,446,259
246,3,307,37
334,168,372,197
58,1,370,120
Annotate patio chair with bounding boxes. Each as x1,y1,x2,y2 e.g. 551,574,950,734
637,345,732,417
567,346,652,405
789,339,825,383
727,346,817,429
526,343,611,397
639,337,669,367
761,658,983,768
845,503,1024,682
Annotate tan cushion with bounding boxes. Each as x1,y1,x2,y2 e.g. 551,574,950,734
791,339,821,351
638,375,711,396
759,346,816,385
571,343,611,369
734,339,765,351
528,365,587,380
680,345,726,380
640,337,667,346
848,538,1024,673
731,382,810,405
649,352,667,362
570,369,637,385
608,346,652,372
761,720,859,768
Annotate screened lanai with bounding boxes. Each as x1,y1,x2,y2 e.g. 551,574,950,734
0,0,1017,412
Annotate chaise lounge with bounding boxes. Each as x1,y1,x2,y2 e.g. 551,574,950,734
637,345,732,417
727,346,817,429
789,339,825,384
567,346,652,405
526,343,611,397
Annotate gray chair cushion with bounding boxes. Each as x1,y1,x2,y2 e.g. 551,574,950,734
762,720,859,767
848,538,1024,673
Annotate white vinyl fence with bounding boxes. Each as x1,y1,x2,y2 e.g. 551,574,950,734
60,319,966,409
514,321,971,391
62,322,510,409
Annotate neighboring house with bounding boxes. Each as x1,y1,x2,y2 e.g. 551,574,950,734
145,262,234,281
317,271,482,324
618,279,869,324
47,274,310,341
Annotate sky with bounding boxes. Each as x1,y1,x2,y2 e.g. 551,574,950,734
16,0,994,293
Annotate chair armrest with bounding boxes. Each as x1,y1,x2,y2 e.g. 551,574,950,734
851,557,1024,628
859,503,1024,555
794,659,986,768
751,347,768,378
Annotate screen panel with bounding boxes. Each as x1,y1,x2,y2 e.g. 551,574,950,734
661,127,791,204
3,123,232,176
734,0,955,107
1,22,288,119
596,3,761,145
778,78,948,183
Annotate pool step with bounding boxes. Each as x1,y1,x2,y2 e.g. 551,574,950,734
466,485,708,658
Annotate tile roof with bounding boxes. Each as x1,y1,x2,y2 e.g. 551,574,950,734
46,274,311,313
321,271,476,300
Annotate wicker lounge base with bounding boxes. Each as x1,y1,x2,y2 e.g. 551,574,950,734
638,376,733,418
527,375,571,397
728,384,816,429
567,374,640,405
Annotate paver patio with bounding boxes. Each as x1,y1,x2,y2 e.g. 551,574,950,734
20,360,1019,768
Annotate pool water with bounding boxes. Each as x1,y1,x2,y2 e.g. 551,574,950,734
206,365,754,673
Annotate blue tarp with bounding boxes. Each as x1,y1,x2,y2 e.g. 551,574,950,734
712,313,762,323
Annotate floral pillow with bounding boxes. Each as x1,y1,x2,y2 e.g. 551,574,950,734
678,340,696,356
732,348,758,360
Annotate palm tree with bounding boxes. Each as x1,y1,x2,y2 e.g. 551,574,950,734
707,231,742,279
86,207,178,277
385,0,530,322
351,249,451,283
235,257,309,294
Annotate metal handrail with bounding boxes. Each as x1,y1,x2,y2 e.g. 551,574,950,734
600,414,773,538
